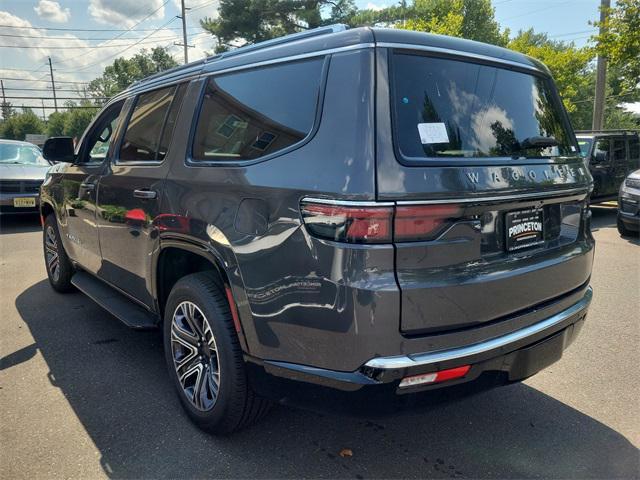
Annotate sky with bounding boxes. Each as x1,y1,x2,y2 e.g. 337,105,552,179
0,0,613,116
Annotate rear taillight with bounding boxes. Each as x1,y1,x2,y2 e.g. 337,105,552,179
300,202,393,243
394,204,461,241
301,200,461,244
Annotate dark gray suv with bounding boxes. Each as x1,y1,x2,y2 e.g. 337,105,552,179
40,25,595,434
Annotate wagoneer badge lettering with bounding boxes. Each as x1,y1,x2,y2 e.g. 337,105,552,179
465,165,586,185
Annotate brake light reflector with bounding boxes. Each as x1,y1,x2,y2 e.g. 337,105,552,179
394,204,461,241
300,202,393,243
399,365,471,388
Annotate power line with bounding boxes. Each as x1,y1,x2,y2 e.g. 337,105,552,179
12,105,101,110
0,77,89,84
0,24,191,32
3,96,109,100
102,0,171,46
189,0,218,12
57,16,179,70
3,87,88,92
0,31,198,41
0,36,182,49
549,29,597,38
501,1,574,22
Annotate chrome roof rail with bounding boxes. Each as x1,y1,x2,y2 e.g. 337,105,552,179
125,24,348,92
204,24,349,64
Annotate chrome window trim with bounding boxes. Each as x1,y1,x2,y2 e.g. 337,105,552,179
377,42,543,73
364,287,592,370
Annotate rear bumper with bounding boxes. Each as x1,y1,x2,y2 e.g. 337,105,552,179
247,287,591,406
618,212,640,231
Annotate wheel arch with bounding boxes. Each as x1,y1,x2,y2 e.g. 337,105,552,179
40,200,55,221
155,239,249,351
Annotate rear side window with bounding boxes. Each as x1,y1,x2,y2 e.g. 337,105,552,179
629,136,639,160
191,58,324,162
612,139,626,162
390,52,576,161
593,139,610,164
120,86,175,162
577,138,593,158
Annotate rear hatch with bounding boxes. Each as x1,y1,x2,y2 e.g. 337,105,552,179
377,47,594,335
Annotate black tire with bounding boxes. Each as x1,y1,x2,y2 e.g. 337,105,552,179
617,216,635,237
43,214,75,293
163,271,271,434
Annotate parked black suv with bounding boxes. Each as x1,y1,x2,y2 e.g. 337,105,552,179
576,130,640,202
40,26,594,434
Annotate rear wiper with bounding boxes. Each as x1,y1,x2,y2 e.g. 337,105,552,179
520,136,558,149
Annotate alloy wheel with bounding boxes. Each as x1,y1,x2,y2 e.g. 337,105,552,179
171,301,221,411
45,225,60,282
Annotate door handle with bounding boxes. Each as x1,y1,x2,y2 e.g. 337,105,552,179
133,189,157,199
80,182,95,190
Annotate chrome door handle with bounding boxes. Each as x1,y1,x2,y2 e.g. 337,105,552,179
80,182,95,190
133,189,157,199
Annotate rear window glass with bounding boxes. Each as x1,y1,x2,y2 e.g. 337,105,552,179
391,52,576,160
577,138,593,158
192,58,324,162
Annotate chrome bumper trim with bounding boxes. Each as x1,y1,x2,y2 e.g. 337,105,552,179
364,287,593,370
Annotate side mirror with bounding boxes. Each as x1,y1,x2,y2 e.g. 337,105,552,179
42,137,75,163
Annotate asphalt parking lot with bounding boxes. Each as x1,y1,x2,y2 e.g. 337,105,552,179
0,206,638,479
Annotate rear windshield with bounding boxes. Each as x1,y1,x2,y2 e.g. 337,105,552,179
390,52,576,160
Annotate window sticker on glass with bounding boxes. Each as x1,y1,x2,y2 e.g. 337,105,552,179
417,122,449,144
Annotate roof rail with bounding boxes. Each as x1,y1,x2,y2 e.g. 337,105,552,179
129,58,208,88
126,24,348,91
575,129,639,134
205,24,349,64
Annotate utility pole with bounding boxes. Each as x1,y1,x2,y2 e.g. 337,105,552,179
41,99,46,121
592,0,610,131
1,80,5,105
48,57,58,113
180,0,189,64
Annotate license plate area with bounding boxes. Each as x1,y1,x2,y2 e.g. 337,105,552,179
13,197,36,208
505,208,544,252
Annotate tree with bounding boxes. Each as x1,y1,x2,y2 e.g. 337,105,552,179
508,29,594,117
398,0,509,47
1,101,15,121
63,104,99,140
569,65,640,130
592,0,640,94
201,0,356,52
88,47,178,99
0,109,45,140
46,111,67,137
